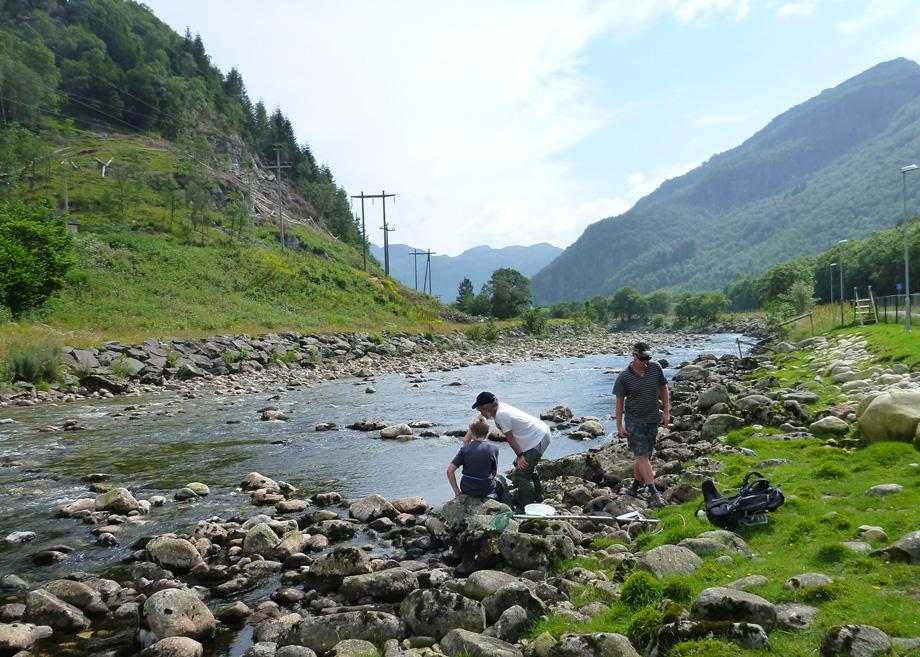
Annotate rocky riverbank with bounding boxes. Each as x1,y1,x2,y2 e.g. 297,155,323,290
3,329,919,657
0,325,732,411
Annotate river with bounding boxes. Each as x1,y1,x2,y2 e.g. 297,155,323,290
0,333,742,595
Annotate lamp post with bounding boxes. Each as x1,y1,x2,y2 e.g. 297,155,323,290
901,164,918,332
836,240,848,324
829,262,836,305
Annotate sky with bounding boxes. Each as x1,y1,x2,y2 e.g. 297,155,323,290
143,0,920,256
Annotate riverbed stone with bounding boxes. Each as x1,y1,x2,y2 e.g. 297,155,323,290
139,636,204,657
441,628,523,657
242,472,280,491
349,494,397,522
311,547,372,577
691,586,776,631
498,532,575,570
95,487,139,513
23,589,89,632
810,416,850,435
340,568,418,603
697,385,731,411
380,424,412,439
483,604,529,643
857,390,920,443
280,611,403,654
144,588,216,641
821,624,891,657
701,414,745,440
679,530,752,558
243,523,280,556
400,589,485,640
328,638,377,657
0,622,53,655
637,545,703,578
463,570,521,601
548,632,640,657
42,580,106,616
147,535,206,573
482,582,546,624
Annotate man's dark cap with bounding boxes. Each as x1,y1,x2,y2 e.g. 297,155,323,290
633,341,652,357
472,391,497,409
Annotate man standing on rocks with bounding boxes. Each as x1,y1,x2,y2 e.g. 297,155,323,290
472,391,551,512
614,341,669,508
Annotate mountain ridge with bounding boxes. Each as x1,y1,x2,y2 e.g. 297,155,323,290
532,57,920,305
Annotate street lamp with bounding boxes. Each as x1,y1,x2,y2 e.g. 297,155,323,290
836,240,848,324
901,164,918,332
829,262,836,305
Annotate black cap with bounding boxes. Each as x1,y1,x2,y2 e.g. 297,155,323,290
472,391,497,409
633,341,652,357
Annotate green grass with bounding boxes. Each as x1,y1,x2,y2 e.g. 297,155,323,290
533,437,920,656
1,128,452,350
843,324,920,370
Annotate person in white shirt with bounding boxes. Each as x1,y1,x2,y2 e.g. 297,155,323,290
472,391,551,511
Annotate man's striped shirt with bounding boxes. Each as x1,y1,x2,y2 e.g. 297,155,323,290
613,362,666,423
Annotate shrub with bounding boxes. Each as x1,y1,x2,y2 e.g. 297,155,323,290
814,461,848,479
670,639,744,657
110,356,133,379
621,571,663,609
662,579,694,604
0,305,11,324
649,314,667,329
4,340,62,384
626,606,663,651
520,308,547,336
0,201,74,315
815,543,849,564
483,319,500,342
465,324,484,341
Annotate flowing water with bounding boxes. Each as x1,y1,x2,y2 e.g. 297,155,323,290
0,333,743,655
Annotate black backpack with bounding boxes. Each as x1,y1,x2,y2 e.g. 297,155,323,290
701,471,785,529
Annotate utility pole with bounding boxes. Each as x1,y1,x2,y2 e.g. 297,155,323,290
351,191,396,275
423,249,436,295
350,191,371,272
409,249,425,289
267,146,291,250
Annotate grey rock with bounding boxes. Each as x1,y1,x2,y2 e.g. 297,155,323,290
866,483,902,496
42,580,106,616
775,603,819,631
498,532,575,570
340,568,419,603
241,642,277,657
95,487,139,514
380,424,412,439
144,588,216,641
784,572,833,590
727,575,768,590
548,632,640,657
483,604,528,643
242,472,280,491
276,648,317,657
691,586,777,631
647,620,769,657
441,628,523,657
311,547,372,578
482,582,545,624
243,523,281,557
399,589,485,640
349,494,397,522
147,535,206,573
139,636,204,657
280,611,403,654
697,385,731,412
700,414,745,440
821,624,891,657
0,622,54,655
328,638,377,657
637,545,702,578
23,589,89,632
463,570,521,601
871,529,920,564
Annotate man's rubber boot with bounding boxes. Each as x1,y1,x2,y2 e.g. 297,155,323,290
650,492,666,508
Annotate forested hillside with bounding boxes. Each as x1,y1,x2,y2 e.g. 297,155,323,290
532,58,920,305
0,0,445,342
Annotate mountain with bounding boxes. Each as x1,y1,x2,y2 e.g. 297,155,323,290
532,58,920,305
369,243,563,301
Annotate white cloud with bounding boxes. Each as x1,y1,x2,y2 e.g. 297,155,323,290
837,0,908,35
775,1,817,20
670,0,751,24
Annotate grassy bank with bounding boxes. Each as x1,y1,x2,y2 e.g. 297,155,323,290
533,336,920,656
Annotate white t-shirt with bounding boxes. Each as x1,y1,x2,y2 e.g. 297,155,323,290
494,402,550,452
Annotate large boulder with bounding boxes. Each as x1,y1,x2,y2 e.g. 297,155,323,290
463,570,521,601
0,622,54,655
438,496,511,532
441,628,523,657
95,487,139,514
821,624,891,657
810,417,850,436
144,589,216,641
147,536,206,573
391,496,428,514
348,494,397,522
637,545,703,578
280,611,403,654
311,547,372,578
241,472,280,491
23,589,90,632
481,582,546,625
678,530,753,558
871,530,920,564
700,414,745,440
857,390,920,443
42,580,107,616
340,568,419,603
548,632,640,657
647,620,770,657
697,385,731,412
674,365,709,382
483,605,529,643
139,636,204,657
399,589,485,640
691,586,777,631
498,533,575,570
242,523,280,557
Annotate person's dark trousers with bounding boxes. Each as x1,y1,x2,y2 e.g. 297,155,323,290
511,445,544,511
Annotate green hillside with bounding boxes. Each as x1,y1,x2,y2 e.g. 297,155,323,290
532,58,920,304
0,1,445,347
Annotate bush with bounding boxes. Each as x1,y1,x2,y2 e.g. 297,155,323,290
0,305,11,324
670,639,744,657
814,461,848,479
483,319,500,342
662,579,694,604
465,324,484,341
520,308,547,336
0,201,74,315
626,606,663,652
815,543,849,564
4,340,62,384
621,571,663,609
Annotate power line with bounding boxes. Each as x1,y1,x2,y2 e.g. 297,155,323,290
351,191,396,276
268,145,292,249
